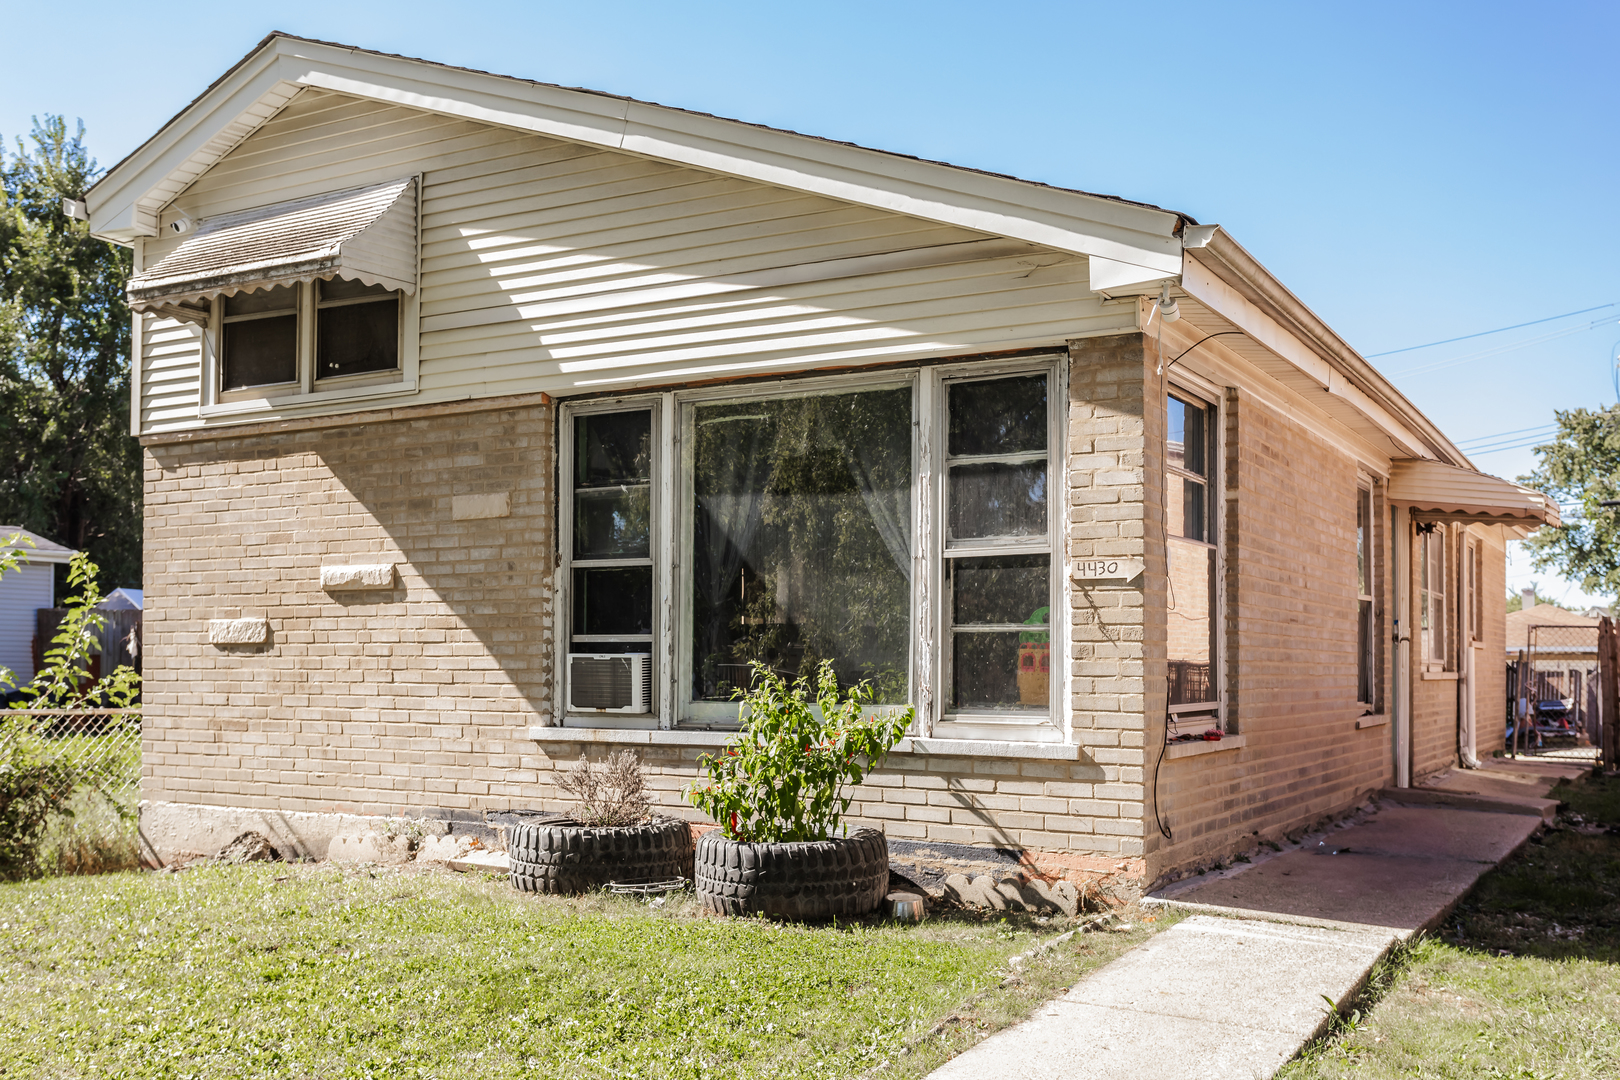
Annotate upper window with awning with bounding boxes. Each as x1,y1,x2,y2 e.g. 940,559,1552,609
126,177,417,321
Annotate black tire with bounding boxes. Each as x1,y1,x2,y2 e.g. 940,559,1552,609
507,816,694,895
693,828,889,920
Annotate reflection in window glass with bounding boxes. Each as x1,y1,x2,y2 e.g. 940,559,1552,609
568,409,655,710
690,388,912,704
948,375,1047,456
316,296,399,378
948,461,1048,540
944,374,1051,715
1167,393,1217,711
574,412,652,559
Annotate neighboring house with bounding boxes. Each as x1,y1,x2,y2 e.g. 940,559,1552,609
0,528,79,686
87,35,1558,886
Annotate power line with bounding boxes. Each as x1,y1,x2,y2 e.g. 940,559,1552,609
1392,317,1616,378
1455,423,1559,447
1367,302,1618,358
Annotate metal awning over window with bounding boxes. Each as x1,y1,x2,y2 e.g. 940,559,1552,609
1389,458,1560,532
127,178,417,323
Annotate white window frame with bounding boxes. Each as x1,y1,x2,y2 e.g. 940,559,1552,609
1163,380,1225,733
550,353,1071,742
1420,525,1449,669
673,369,919,727
1356,482,1376,706
555,395,665,729
929,356,1066,743
202,280,417,415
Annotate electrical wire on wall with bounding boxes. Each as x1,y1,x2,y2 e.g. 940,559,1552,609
1147,312,1246,843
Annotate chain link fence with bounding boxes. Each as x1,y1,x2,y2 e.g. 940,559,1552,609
1508,625,1602,759
0,708,141,875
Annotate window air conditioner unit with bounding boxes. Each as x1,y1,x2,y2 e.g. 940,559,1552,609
567,653,652,714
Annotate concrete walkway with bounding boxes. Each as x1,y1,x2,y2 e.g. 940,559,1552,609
927,758,1584,1080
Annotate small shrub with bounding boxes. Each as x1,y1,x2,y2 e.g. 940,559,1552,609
685,660,914,842
559,750,652,826
0,714,81,878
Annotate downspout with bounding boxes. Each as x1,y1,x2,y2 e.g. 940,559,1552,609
1392,504,1412,787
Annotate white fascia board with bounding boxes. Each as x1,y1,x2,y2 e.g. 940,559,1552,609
88,49,293,240
95,36,1185,274
1178,256,1432,459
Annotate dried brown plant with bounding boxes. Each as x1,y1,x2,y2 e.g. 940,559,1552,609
558,750,651,826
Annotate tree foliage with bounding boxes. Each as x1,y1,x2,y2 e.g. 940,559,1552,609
1518,403,1620,602
0,116,140,587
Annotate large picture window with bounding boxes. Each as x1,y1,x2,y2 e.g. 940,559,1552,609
688,387,913,711
1166,391,1218,717
557,358,1065,734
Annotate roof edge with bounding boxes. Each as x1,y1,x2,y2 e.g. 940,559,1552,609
1191,230,1470,468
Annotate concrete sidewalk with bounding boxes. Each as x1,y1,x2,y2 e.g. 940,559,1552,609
926,758,1582,1080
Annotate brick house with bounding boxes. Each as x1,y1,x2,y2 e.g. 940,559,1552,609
86,35,1557,888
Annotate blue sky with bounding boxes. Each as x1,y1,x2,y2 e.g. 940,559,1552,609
5,2,1616,604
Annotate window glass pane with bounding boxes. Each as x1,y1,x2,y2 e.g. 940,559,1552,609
948,461,1047,540
576,411,652,487
320,276,391,302
1358,598,1373,702
950,555,1049,625
952,631,1048,710
1167,472,1206,543
1168,395,1206,476
223,284,297,317
316,297,399,378
1168,538,1215,707
690,388,912,704
221,314,297,389
575,488,651,558
1357,489,1368,595
948,375,1046,457
573,567,653,637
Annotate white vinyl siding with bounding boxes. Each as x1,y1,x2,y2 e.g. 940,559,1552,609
0,562,53,681
137,89,1134,436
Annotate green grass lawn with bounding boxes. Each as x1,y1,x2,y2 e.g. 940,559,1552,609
1281,771,1620,1080
0,862,1164,1080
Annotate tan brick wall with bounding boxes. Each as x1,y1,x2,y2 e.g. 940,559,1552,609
1063,333,1160,861
141,401,555,819
1145,387,1392,879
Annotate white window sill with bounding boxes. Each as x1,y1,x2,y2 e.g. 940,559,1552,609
1420,670,1459,681
1356,714,1390,729
198,378,417,418
1164,733,1247,760
526,727,1081,760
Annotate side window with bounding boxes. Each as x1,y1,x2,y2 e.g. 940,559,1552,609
567,409,655,713
1356,485,1374,705
1166,392,1219,722
1420,527,1448,667
316,278,400,381
220,285,298,390
943,373,1052,717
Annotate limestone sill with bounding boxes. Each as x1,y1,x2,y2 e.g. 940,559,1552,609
1164,733,1248,760
525,727,1081,760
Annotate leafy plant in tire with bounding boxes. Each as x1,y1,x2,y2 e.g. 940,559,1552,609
685,660,913,842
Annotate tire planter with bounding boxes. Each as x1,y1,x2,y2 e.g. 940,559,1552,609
694,827,889,920
507,815,694,895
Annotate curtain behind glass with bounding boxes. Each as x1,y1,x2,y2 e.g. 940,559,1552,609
691,388,912,705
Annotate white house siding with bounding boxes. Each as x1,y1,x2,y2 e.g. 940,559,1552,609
0,562,53,682
137,88,1132,435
